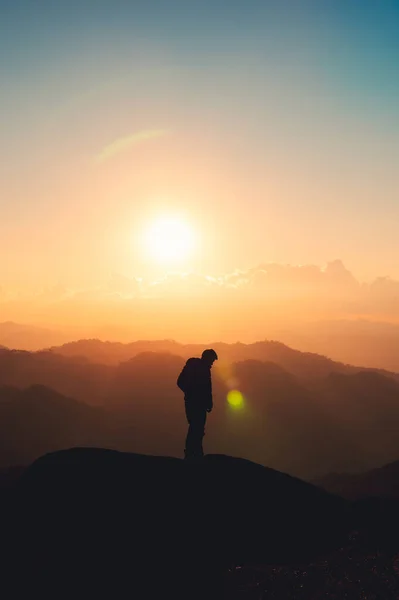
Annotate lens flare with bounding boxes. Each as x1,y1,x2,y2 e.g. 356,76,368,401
227,389,244,409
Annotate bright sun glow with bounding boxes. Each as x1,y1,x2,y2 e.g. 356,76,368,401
144,216,196,264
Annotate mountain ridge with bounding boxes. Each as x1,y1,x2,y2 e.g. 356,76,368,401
1,341,399,478
314,460,399,500
46,337,399,380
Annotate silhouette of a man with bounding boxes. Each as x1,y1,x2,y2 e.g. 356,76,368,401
177,349,218,459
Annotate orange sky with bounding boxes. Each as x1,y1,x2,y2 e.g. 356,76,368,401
1,1,399,334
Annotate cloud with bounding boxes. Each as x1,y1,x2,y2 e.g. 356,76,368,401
3,261,399,325
107,273,141,296
94,129,169,164
146,272,222,298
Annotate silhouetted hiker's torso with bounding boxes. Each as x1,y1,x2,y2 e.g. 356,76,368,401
177,357,213,410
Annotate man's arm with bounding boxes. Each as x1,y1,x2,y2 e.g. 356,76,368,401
177,365,188,392
206,369,213,412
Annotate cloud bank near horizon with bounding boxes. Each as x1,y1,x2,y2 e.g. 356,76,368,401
2,260,399,328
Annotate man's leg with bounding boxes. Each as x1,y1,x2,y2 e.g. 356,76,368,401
184,402,194,459
191,410,207,458
184,406,207,459
185,421,194,459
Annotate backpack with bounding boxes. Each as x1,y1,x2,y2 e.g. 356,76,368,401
176,358,201,393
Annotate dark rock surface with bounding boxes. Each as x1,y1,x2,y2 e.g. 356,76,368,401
3,448,350,599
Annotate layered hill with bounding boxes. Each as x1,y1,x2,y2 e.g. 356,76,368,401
0,385,114,466
315,460,399,500
1,341,399,477
48,338,399,381
0,321,68,351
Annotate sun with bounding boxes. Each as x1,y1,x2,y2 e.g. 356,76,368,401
144,216,196,264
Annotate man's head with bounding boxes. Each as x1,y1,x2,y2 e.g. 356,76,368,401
201,348,218,367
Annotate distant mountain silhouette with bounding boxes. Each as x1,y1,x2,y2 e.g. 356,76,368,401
3,448,350,599
2,344,399,477
49,337,184,364
0,321,68,351
0,385,114,466
48,337,399,381
273,318,399,372
0,347,113,403
315,460,399,500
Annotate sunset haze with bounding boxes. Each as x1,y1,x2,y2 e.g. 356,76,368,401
1,1,399,353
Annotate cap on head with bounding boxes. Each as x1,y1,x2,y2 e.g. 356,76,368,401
201,348,218,364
